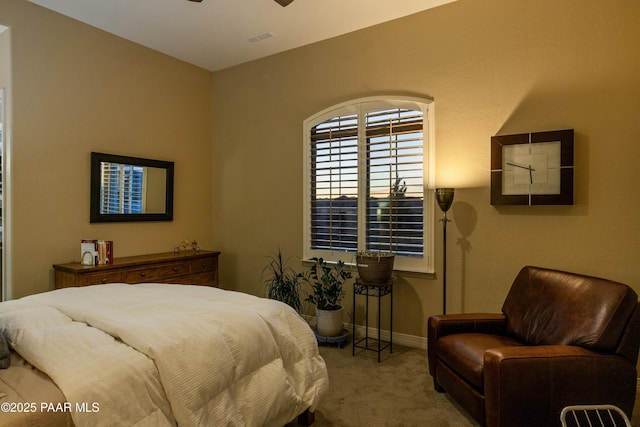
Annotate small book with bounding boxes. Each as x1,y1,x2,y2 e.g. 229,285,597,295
81,240,97,266
96,240,114,265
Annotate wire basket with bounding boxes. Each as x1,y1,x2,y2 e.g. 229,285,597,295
560,405,631,427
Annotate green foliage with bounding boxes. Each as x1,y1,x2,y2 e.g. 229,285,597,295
391,174,407,198
304,257,352,311
263,249,304,313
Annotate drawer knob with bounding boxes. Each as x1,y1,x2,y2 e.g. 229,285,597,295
201,263,207,267
173,267,179,272
101,278,108,284
140,272,146,277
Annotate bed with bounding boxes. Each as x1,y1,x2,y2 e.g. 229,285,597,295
0,283,329,426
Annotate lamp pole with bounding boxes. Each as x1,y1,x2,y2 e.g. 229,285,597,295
435,188,455,315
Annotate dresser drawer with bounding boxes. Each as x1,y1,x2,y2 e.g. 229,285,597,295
155,272,217,286
186,272,218,286
191,256,218,273
83,271,124,286
125,262,189,283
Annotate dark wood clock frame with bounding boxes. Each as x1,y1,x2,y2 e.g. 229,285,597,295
491,129,574,205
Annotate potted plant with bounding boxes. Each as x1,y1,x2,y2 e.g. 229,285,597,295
305,257,352,337
355,250,395,283
262,249,304,313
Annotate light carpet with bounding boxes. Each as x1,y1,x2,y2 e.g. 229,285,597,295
311,344,479,426
307,344,640,427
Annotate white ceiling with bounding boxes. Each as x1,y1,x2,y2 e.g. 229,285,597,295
28,0,456,72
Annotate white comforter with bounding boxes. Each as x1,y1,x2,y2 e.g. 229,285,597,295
0,284,329,426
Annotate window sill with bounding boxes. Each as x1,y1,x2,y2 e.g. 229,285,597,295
301,258,435,280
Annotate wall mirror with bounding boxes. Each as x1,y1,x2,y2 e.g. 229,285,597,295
90,152,174,223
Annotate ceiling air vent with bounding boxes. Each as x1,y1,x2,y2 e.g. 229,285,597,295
247,32,275,44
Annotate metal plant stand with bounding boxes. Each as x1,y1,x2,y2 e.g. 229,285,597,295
352,277,394,362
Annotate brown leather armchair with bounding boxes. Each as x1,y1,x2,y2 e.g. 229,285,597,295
428,266,640,427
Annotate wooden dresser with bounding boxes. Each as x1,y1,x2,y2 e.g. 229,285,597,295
53,250,220,289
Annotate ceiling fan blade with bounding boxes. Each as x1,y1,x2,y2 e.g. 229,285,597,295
187,0,203,2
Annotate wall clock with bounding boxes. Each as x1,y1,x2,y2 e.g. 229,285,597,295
491,129,574,205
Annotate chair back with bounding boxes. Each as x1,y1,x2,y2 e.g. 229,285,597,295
502,266,638,352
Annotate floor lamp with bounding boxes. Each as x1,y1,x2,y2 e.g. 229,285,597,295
435,188,455,314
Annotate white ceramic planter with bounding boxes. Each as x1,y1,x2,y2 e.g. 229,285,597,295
316,306,344,337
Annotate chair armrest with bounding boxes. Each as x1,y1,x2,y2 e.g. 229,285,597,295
484,345,637,427
427,313,506,376
428,313,507,337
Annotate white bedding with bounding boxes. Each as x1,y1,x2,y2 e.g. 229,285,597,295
0,284,329,427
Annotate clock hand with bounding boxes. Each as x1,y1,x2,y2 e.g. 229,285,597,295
506,162,535,172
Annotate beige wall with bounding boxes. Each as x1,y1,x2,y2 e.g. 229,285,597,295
0,1,213,298
212,0,640,338
145,167,167,214
0,28,8,89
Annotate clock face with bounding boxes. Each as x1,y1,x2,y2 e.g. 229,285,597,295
491,129,574,205
502,141,561,196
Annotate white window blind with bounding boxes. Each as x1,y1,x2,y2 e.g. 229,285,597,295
310,113,359,252
304,97,434,273
100,162,144,214
365,108,424,257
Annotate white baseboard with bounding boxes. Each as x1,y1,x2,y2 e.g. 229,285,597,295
302,314,427,350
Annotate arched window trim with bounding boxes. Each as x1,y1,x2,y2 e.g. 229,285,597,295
303,95,435,274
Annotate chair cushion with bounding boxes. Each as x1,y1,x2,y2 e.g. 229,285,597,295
436,333,523,390
502,266,638,351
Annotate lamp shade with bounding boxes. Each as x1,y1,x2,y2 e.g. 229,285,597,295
435,188,455,213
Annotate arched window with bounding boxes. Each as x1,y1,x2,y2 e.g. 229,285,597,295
303,96,434,273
